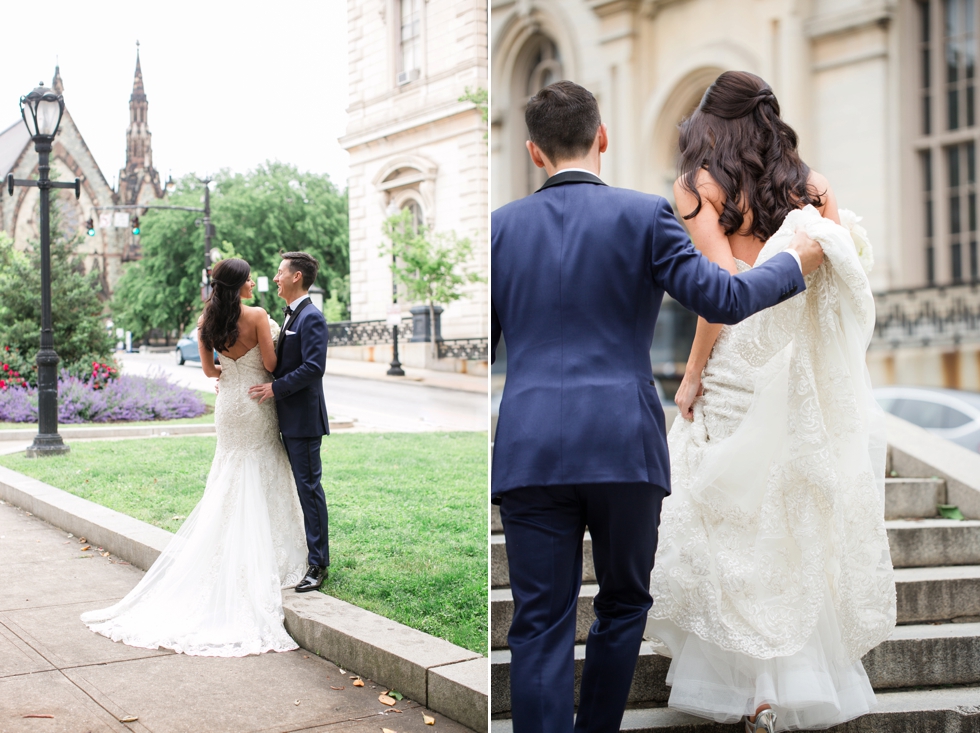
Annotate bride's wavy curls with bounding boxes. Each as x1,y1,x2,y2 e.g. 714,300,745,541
678,71,823,242
199,258,250,353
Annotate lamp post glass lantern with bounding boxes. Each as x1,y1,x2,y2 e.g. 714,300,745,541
8,84,80,457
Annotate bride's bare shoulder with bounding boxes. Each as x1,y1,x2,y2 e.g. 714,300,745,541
806,169,840,224
673,169,724,214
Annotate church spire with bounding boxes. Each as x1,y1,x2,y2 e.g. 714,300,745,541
51,64,64,94
118,41,162,204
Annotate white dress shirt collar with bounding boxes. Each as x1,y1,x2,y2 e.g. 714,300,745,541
553,167,600,177
288,294,310,312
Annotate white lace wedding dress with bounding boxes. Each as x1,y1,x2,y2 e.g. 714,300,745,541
645,206,896,730
81,324,308,657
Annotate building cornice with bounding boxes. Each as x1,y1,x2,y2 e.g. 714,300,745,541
340,99,478,151
804,0,895,40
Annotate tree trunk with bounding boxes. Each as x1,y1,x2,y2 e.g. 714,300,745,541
429,301,438,361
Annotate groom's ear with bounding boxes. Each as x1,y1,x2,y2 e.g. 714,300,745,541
526,140,550,170
597,123,609,155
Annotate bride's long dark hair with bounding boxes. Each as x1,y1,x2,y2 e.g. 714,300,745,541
199,258,250,353
678,70,823,242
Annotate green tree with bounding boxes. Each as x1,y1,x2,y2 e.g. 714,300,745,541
0,204,114,384
460,87,488,139
213,162,349,319
111,163,350,340
381,209,485,357
110,175,220,340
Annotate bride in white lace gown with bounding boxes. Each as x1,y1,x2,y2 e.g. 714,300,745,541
81,259,308,657
645,72,895,732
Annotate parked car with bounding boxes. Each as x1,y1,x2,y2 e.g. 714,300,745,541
874,385,980,453
175,329,219,366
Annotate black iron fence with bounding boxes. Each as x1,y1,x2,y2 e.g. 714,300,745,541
326,318,488,361
326,318,414,347
438,337,489,361
872,283,980,348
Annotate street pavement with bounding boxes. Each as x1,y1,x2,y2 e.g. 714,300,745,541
0,498,474,733
118,352,488,433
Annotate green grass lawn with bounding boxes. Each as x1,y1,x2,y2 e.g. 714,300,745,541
0,391,216,430
0,432,488,654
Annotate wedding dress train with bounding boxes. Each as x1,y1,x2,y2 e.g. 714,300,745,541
645,206,896,730
81,336,308,657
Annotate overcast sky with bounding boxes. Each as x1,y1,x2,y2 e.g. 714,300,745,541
0,0,349,188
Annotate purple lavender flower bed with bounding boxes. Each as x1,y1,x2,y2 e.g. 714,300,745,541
0,374,207,424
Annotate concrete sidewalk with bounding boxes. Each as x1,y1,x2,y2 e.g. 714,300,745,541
322,359,486,394
0,499,474,733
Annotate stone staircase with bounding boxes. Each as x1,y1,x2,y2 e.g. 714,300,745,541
490,433,980,731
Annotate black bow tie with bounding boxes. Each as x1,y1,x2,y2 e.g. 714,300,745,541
282,306,293,317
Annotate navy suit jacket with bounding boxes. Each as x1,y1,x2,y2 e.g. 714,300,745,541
490,171,806,500
272,297,330,438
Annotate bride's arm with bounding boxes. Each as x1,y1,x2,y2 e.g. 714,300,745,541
251,309,278,373
672,175,738,421
196,316,222,379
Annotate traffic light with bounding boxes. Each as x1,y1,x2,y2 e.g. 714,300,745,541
131,216,140,235
86,218,95,237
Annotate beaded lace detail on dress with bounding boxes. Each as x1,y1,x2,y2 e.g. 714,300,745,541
81,324,308,657
648,205,896,664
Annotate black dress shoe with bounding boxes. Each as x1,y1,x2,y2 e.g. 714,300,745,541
295,565,327,593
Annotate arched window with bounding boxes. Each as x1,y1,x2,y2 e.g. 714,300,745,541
512,34,563,197
403,198,423,231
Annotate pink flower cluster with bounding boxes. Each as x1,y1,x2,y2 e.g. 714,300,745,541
0,361,27,391
90,361,118,390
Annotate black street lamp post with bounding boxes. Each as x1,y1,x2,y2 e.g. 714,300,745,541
5,84,80,457
200,177,214,300
387,258,405,377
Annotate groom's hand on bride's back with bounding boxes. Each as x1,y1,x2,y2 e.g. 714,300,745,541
788,230,824,276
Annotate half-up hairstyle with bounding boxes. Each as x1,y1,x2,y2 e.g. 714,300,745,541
678,70,823,242
199,258,250,353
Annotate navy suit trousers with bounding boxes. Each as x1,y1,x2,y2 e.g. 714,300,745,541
501,482,667,733
282,436,330,568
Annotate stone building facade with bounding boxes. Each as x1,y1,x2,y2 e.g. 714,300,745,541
342,0,489,342
0,50,164,297
492,0,980,391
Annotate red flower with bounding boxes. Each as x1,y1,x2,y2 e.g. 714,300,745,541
2,364,7,371
12,372,19,377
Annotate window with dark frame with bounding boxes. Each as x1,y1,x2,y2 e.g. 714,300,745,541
919,0,980,284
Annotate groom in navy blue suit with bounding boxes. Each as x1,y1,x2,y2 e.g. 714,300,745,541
491,81,824,733
249,251,331,593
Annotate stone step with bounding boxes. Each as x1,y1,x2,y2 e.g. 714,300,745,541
894,565,980,623
491,568,980,649
884,477,945,520
490,623,980,718
486,684,980,732
491,531,597,588
490,478,943,539
886,519,980,568
490,584,598,649
491,520,980,589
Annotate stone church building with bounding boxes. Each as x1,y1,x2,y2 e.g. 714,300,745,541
0,49,165,297
492,0,980,391
342,0,489,342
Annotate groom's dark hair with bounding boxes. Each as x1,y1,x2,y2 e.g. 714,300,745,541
281,251,319,290
525,81,601,164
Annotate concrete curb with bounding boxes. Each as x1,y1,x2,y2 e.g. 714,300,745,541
0,418,355,442
0,423,218,442
0,465,488,732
